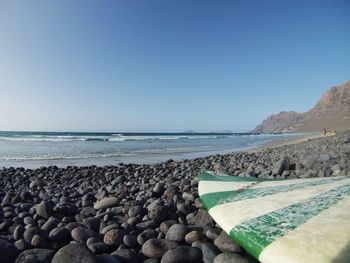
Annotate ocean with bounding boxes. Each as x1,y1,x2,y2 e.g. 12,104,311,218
0,131,307,168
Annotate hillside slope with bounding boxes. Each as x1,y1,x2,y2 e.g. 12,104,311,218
252,81,350,133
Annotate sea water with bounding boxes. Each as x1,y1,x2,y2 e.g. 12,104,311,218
0,131,307,168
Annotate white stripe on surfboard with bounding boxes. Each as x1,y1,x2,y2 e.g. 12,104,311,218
199,176,338,196
258,196,350,263
208,178,350,234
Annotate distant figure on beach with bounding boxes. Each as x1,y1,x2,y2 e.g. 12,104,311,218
323,128,327,136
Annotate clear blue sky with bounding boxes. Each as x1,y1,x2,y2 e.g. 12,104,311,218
0,0,349,132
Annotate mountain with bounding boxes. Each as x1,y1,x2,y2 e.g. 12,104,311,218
252,81,350,133
252,111,306,133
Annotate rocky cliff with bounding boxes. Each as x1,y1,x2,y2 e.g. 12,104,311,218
252,81,350,133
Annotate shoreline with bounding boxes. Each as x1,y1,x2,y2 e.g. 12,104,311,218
250,131,330,153
0,131,349,263
0,133,318,169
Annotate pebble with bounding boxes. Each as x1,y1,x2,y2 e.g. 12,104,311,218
84,217,101,232
111,248,141,263
14,225,25,240
71,226,100,244
88,242,110,254
182,192,195,202
14,239,27,251
148,205,169,223
0,238,19,263
153,183,165,195
185,230,205,243
165,224,187,242
272,157,290,175
213,252,254,263
103,229,126,246
81,206,97,217
123,234,138,247
14,248,55,263
23,227,45,244
142,259,159,263
193,209,214,226
142,238,178,258
49,227,70,243
51,243,97,263
176,203,195,215
128,205,146,218
31,234,46,247
87,237,101,245
36,201,54,219
101,224,120,235
206,228,221,240
24,216,36,225
199,242,220,263
160,246,202,263
41,217,60,232
96,254,122,263
94,197,120,210
136,220,157,231
214,231,243,253
163,186,178,201
137,229,158,245
0,220,11,231
159,220,177,234
65,222,84,232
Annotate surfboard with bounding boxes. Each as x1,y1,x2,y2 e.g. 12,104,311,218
198,170,350,263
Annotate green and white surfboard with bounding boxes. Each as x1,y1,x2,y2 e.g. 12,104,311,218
198,170,350,263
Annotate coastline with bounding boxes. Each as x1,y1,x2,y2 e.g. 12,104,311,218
250,131,330,152
0,131,349,263
0,132,315,169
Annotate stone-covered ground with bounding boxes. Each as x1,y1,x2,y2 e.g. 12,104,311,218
1,132,349,263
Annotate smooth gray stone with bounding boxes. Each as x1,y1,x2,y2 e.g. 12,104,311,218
94,197,119,210
165,224,187,242
0,238,19,263
160,246,202,263
15,248,55,263
51,244,97,263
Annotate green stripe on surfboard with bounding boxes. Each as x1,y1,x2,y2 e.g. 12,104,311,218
200,176,347,210
229,183,350,259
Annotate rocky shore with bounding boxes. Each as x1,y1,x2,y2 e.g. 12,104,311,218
1,131,350,263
